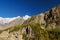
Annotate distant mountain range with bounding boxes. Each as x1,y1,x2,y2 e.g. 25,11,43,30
0,15,31,30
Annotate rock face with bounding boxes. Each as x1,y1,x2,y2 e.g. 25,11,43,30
0,31,23,40
0,26,33,40
44,5,60,30
24,5,60,29
0,5,60,40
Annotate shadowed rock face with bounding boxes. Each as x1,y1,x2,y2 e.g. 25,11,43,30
44,5,60,22
44,5,60,29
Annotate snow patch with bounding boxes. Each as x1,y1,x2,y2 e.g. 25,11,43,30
23,15,31,20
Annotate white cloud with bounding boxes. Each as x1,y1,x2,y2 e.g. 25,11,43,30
23,15,31,20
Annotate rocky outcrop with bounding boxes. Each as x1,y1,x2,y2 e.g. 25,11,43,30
44,5,60,30
0,31,23,40
0,26,33,40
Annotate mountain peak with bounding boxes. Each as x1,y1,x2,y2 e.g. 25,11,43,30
23,15,31,20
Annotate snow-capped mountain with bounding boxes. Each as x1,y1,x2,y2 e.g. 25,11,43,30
0,16,20,24
0,15,31,24
0,15,31,30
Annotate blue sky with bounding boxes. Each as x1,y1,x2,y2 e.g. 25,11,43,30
0,0,60,17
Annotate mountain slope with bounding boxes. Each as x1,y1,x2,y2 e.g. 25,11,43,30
21,5,60,40
0,15,31,30
24,5,60,29
0,17,24,30
0,5,60,40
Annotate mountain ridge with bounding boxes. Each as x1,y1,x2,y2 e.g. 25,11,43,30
0,5,60,40
0,15,31,30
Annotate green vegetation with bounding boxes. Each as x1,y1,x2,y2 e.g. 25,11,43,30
0,22,60,40
9,25,21,33
22,23,60,40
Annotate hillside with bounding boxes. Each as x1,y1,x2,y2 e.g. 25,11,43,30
0,5,60,40
24,5,60,30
